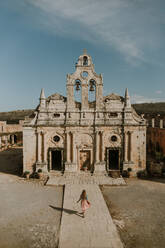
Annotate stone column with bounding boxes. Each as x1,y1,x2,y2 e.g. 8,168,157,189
128,132,130,161
124,132,127,162
160,119,163,129
100,131,105,162
65,131,76,172
35,130,48,172
95,131,99,163
151,118,155,128
42,131,47,162
11,135,14,145
130,132,132,161
94,130,106,174
127,131,133,162
72,132,76,163
96,83,103,110
36,131,41,162
5,135,8,147
66,132,70,163
81,83,88,110
0,136,1,148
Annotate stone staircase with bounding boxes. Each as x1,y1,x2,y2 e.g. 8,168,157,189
47,171,126,186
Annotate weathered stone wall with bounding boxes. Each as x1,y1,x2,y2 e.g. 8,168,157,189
0,120,23,150
23,127,36,172
127,127,146,174
0,120,23,133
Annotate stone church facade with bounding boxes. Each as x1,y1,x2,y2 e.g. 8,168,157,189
23,51,146,176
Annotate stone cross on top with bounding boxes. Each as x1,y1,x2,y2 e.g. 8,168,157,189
83,48,87,54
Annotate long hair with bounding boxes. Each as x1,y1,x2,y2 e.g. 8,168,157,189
81,189,87,200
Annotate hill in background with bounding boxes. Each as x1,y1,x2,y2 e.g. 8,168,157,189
0,109,34,124
0,102,165,123
133,102,165,115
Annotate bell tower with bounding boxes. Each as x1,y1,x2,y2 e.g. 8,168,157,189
66,50,103,111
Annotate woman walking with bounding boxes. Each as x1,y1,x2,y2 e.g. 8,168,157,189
77,189,90,218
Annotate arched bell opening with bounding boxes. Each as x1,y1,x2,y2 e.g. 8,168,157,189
88,79,96,103
83,56,88,66
74,79,82,103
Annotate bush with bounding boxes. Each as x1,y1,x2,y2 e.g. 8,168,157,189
22,171,30,178
137,170,147,178
23,171,30,175
30,172,39,179
24,171,30,174
122,170,129,178
155,152,163,162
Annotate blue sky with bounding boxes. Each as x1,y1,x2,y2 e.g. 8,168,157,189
0,0,165,111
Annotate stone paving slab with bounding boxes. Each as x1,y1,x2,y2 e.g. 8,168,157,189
47,172,126,186
58,184,123,248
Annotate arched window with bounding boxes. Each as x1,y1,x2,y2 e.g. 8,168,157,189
83,56,88,66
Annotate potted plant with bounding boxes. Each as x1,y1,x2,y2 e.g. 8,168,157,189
162,168,165,178
37,169,43,179
137,169,147,178
127,167,132,177
122,170,129,178
23,171,30,179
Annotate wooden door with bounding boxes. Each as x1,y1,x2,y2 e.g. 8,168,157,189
80,150,90,171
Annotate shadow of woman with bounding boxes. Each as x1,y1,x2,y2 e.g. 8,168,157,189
49,205,83,218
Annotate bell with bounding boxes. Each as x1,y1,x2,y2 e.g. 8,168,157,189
76,82,80,91
89,84,95,91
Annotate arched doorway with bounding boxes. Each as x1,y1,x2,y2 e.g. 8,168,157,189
79,150,91,171
48,148,64,172
106,147,120,171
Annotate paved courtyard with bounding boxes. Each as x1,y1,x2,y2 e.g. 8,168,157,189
102,178,165,248
0,173,63,248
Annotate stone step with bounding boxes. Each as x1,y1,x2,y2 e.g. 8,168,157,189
47,172,126,186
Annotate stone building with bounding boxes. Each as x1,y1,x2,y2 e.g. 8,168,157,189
23,51,146,176
0,120,23,150
146,115,165,159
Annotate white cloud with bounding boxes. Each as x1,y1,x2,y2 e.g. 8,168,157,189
14,0,165,64
131,94,164,104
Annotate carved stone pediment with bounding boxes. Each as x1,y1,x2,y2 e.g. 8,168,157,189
131,107,146,124
47,93,66,102
104,93,124,102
